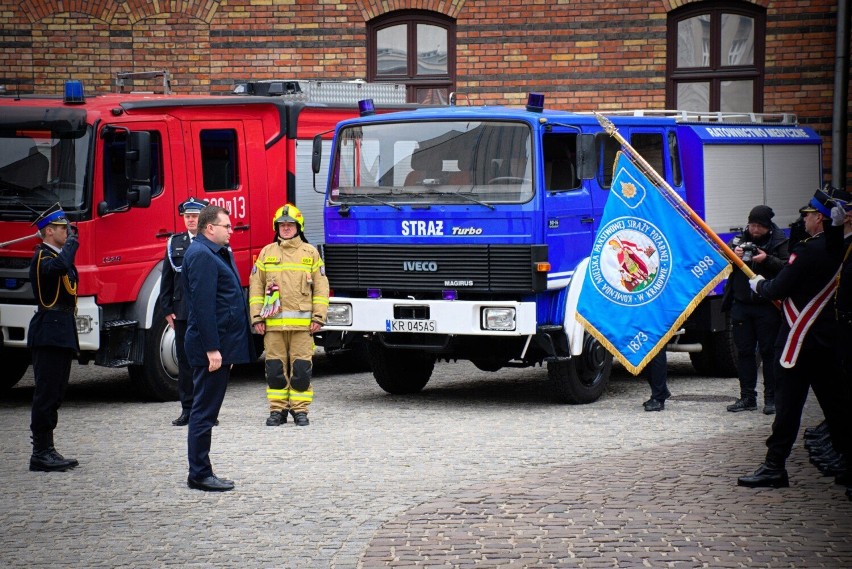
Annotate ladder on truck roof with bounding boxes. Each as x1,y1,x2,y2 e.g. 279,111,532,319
115,70,172,95
231,79,407,105
593,109,798,125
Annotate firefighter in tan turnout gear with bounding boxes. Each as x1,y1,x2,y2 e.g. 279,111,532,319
250,204,329,426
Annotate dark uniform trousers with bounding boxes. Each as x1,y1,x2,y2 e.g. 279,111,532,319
173,319,193,412
30,346,75,434
731,302,780,401
646,350,670,401
766,325,851,465
187,365,229,480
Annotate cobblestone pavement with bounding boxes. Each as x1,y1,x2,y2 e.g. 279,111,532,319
1,353,849,568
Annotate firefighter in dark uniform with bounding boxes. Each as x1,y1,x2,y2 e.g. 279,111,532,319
738,188,852,489
27,204,79,472
158,197,207,426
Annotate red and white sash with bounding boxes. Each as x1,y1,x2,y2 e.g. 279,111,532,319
780,269,840,368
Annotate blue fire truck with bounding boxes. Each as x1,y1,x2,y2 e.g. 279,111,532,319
313,96,822,403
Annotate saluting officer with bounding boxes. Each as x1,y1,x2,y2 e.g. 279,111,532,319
27,204,80,472
738,188,852,489
158,197,207,426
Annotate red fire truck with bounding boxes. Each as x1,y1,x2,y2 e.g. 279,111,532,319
0,76,405,400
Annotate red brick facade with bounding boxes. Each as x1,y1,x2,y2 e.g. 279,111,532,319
0,0,848,185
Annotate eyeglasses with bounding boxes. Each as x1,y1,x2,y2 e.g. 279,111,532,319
210,223,233,231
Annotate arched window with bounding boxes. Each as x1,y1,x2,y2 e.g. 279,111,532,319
667,2,765,113
367,11,456,104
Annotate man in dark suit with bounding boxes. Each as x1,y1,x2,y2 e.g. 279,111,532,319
158,197,206,426
182,205,254,492
27,204,79,472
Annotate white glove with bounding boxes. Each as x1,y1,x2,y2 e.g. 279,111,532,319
749,274,765,293
831,205,846,226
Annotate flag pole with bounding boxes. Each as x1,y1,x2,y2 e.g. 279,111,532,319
594,111,757,279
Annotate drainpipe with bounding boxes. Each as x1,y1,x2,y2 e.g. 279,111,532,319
832,0,850,188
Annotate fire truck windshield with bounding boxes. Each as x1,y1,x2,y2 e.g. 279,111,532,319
0,126,92,221
329,120,533,207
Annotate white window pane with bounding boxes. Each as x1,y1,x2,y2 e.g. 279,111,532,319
721,14,754,66
677,15,710,68
677,82,710,112
377,24,407,75
417,24,447,75
721,80,753,112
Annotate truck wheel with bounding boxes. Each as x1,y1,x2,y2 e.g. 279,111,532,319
368,341,435,394
548,333,612,404
0,346,30,391
128,308,179,401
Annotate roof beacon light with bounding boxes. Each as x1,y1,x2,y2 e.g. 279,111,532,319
526,92,544,113
358,98,376,117
64,80,85,104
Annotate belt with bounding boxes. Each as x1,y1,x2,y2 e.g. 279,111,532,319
38,305,76,314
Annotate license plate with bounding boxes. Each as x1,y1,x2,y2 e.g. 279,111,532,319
387,319,437,332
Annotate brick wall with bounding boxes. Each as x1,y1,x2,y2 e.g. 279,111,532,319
0,0,847,185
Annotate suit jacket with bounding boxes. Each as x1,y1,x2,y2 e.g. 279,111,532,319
27,239,79,350
182,233,255,367
157,232,192,320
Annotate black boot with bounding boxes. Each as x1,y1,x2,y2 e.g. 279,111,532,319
804,421,829,439
727,398,757,412
265,411,286,426
29,432,77,472
762,398,775,415
737,460,789,488
293,412,310,426
171,409,190,426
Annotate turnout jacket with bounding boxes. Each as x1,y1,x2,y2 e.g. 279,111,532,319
249,236,329,331
157,232,192,320
28,238,79,350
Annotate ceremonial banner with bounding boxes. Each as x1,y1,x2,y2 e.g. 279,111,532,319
576,151,731,375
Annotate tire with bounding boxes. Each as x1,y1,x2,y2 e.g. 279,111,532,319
128,306,179,401
0,345,30,392
548,332,612,404
368,340,435,394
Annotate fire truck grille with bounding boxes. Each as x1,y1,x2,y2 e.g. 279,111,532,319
321,244,547,293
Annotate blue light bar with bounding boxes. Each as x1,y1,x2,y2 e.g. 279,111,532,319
64,80,85,104
442,290,457,301
526,92,544,113
367,288,382,299
358,99,376,116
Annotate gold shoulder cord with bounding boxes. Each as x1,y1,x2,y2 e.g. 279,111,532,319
36,250,77,308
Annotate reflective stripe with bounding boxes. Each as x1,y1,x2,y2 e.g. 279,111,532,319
265,317,312,327
313,296,329,306
266,387,289,400
249,296,264,304
256,262,311,273
290,389,314,402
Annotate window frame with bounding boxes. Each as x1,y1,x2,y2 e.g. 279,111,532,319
367,10,456,104
666,1,766,112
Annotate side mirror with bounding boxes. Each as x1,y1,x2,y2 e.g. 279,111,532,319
576,134,597,180
312,134,323,175
126,131,151,184
128,184,152,208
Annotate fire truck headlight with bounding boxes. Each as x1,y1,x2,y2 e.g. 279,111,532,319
75,315,93,334
326,304,352,326
482,307,516,331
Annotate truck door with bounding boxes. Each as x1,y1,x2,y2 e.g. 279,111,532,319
188,122,252,282
542,129,596,287
95,123,175,300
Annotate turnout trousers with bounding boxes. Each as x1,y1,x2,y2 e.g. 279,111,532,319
264,330,314,415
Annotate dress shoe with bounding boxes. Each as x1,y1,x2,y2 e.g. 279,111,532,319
293,412,310,426
762,402,775,415
172,410,190,426
805,435,833,451
29,449,78,472
187,475,234,492
737,463,789,488
817,458,847,477
835,470,852,486
727,398,757,412
643,398,664,412
266,411,286,426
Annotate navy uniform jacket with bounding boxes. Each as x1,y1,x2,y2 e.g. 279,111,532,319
27,239,80,351
157,232,192,320
182,233,255,367
755,232,840,351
